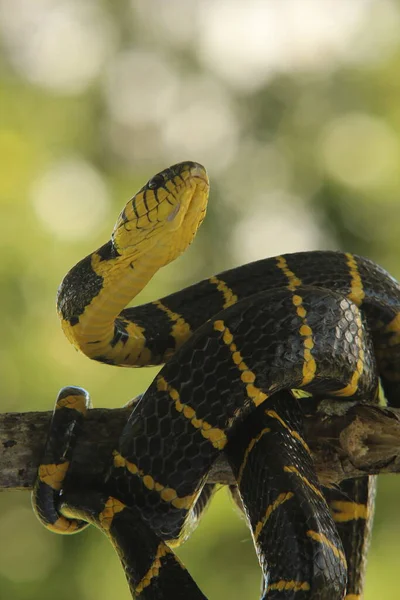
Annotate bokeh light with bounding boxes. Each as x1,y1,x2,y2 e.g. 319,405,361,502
0,0,114,94
319,112,400,190
0,505,60,582
31,157,110,240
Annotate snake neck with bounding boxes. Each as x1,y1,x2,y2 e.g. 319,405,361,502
57,240,166,365
57,162,209,367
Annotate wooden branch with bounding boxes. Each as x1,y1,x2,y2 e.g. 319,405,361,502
2,404,400,492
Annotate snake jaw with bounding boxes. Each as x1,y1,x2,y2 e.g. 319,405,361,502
158,173,209,263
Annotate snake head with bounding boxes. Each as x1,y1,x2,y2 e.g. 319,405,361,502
112,161,209,266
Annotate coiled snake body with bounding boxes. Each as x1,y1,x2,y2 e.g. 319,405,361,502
32,162,400,599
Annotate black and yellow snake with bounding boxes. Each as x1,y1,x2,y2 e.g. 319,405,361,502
32,161,400,599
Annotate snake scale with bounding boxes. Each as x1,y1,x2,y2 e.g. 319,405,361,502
32,161,400,599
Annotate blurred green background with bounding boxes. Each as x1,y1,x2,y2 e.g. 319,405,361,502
1,0,400,598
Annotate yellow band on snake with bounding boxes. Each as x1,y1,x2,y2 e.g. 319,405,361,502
57,162,209,366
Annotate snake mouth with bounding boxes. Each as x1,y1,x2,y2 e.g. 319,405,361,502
167,163,209,242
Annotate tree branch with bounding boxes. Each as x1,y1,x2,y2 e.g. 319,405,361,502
2,404,400,492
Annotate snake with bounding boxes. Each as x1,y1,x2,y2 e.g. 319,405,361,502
32,161,400,599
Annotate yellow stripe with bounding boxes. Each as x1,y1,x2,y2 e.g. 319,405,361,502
268,580,310,592
38,462,70,491
56,394,88,413
345,253,365,306
385,312,400,333
45,515,82,534
275,255,302,291
384,311,400,346
332,306,364,397
253,492,294,542
156,376,227,450
209,276,238,308
265,410,311,454
124,321,152,365
330,500,369,522
213,320,268,407
275,257,316,387
306,530,347,567
236,427,271,486
152,300,192,349
98,496,126,531
283,466,325,501
135,542,173,594
292,295,317,386
113,451,196,510
345,595,361,600
63,251,150,364
118,322,152,367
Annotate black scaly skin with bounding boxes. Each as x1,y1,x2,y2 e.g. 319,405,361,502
229,411,376,600
323,478,376,599
32,387,91,534
36,249,400,599
109,287,378,598
34,391,207,600
59,490,207,600
106,251,400,404
225,392,347,600
58,251,400,406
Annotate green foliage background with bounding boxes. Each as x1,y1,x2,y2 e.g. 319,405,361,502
1,1,400,598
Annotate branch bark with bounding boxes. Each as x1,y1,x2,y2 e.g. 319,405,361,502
2,403,400,493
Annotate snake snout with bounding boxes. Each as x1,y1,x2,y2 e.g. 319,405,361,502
187,161,208,179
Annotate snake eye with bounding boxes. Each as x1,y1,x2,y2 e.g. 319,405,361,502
147,173,165,190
